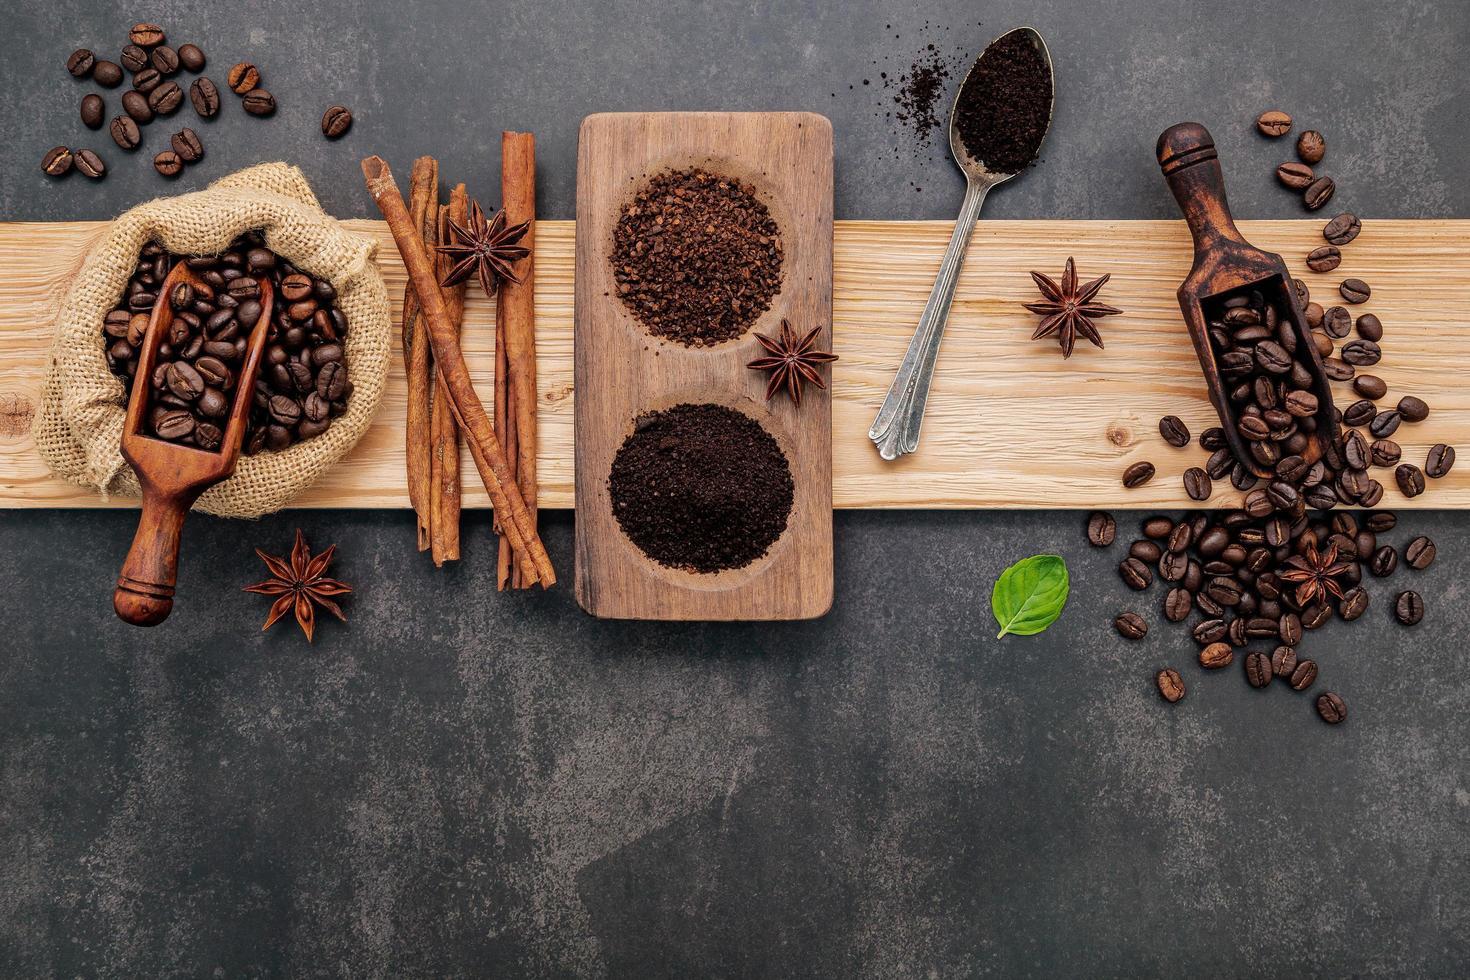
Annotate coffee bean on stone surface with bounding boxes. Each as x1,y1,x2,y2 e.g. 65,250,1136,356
1306,245,1341,273
153,150,183,177
148,80,183,115
133,67,161,93
1119,557,1152,590
1339,586,1370,621
93,60,123,87
1086,511,1116,547
120,44,149,72
1304,176,1335,210
1316,692,1347,724
1130,540,1163,563
109,114,142,150
130,23,166,47
1272,645,1298,678
170,127,203,162
1404,535,1436,570
1159,415,1189,447
228,62,260,94
74,149,105,178
1339,278,1371,303
1395,464,1425,498
1198,642,1232,669
1276,162,1314,189
177,43,206,72
321,104,353,138
1323,212,1361,245
190,77,220,117
1296,130,1325,164
242,89,277,116
1122,461,1155,488
42,146,73,176
1164,587,1192,622
1245,651,1272,687
122,89,152,123
1392,590,1424,626
1425,444,1455,479
1157,668,1186,702
80,94,105,129
150,45,179,75
1289,659,1318,691
1115,612,1148,640
67,48,96,77
1256,110,1292,136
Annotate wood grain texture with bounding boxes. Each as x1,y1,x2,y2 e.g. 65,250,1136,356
1,217,1467,510
573,112,834,620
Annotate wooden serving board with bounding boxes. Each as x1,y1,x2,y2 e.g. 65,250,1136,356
572,112,834,620
1,218,1467,511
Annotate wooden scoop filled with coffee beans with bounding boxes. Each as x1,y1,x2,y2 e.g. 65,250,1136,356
113,262,274,626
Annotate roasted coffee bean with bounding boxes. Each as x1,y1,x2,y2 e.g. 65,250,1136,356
1323,305,1352,339
151,45,180,75
1115,612,1148,640
321,104,353,138
92,60,123,87
190,76,220,117
1395,464,1425,498
67,47,96,77
1342,430,1369,470
1183,467,1212,501
1119,557,1152,591
1239,415,1272,441
318,361,348,401
1122,461,1155,488
1245,652,1272,688
153,150,184,177
1141,516,1173,541
1159,415,1189,447
122,89,153,123
1199,642,1233,669
1353,375,1386,400
1305,245,1341,273
173,43,205,72
1301,603,1332,630
1271,645,1298,678
268,394,302,425
1296,130,1325,164
1339,278,1371,303
1316,692,1347,724
1322,358,1356,384
1276,161,1314,189
79,93,106,130
1393,590,1424,626
1159,550,1189,583
41,146,73,177
148,80,183,115
1163,588,1192,623
1167,523,1192,555
242,88,277,116
155,409,194,440
108,114,141,151
1369,411,1401,438
131,22,166,47
1340,339,1381,366
1339,587,1369,622
1255,340,1292,374
74,149,105,179
1303,176,1335,210
120,43,149,72
1086,511,1116,547
228,62,260,93
133,66,162,93
1323,212,1361,245
170,127,203,162
1283,390,1317,418
1243,617,1277,640
1370,545,1398,577
1395,395,1428,423
1130,539,1163,563
1360,479,1385,507
1371,440,1401,467
1342,399,1376,428
1266,481,1300,511
1425,444,1455,479
1366,511,1397,532
1279,612,1302,646
197,387,228,418
1289,659,1318,691
1355,313,1383,342
1206,577,1243,607
1256,110,1292,137
1405,535,1436,570
193,421,222,449
1193,618,1228,646
1203,448,1233,481
164,361,204,400
1303,302,1324,329
1157,668,1186,703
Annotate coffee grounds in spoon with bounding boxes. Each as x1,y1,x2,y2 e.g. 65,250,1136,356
953,31,1051,174
608,403,793,573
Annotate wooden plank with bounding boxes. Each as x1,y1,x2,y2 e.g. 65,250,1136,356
1,217,1466,509
573,111,834,620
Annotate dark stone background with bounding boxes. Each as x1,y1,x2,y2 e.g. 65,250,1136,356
3,1,1468,976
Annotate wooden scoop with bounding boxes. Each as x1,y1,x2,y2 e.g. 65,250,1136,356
1156,121,1339,479
113,263,274,626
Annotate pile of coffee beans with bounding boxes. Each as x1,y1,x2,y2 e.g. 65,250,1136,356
612,168,784,346
103,233,353,455
953,30,1051,174
607,403,793,572
45,22,351,182
1257,110,1334,210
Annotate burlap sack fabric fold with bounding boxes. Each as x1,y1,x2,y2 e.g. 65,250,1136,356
32,162,390,517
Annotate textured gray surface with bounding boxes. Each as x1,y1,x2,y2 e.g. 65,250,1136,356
3,1,1469,977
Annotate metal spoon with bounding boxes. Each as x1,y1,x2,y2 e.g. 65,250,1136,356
868,27,1055,461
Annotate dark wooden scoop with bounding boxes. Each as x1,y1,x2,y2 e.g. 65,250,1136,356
1156,121,1339,479
113,263,274,626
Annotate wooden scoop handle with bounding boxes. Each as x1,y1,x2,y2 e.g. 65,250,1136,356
114,483,200,626
1156,122,1250,255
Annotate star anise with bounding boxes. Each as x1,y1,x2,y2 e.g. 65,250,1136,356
1279,539,1353,608
746,319,838,406
435,200,531,298
1023,257,1122,357
243,529,352,642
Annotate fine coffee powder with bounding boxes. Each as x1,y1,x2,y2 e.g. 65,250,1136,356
953,31,1051,174
612,168,783,346
608,403,794,573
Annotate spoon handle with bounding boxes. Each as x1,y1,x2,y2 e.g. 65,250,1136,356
869,178,989,461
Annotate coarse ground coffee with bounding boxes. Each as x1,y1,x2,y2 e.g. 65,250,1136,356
608,403,793,573
611,168,783,346
953,31,1051,174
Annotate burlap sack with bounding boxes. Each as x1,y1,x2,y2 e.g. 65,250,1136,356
33,162,390,517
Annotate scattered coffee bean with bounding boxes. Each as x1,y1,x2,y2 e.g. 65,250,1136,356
1303,176,1335,210
1425,444,1454,479
1355,313,1382,341
1371,440,1401,467
92,60,123,87
1339,278,1370,303
1396,395,1429,423
1323,212,1361,245
1086,511,1116,547
190,76,220,117
1199,642,1233,669
1342,399,1376,427
1276,161,1314,190
1115,612,1148,640
1119,557,1152,590
1296,130,1325,164
321,104,353,139
1122,461,1155,488
74,149,105,179
1271,645,1298,678
1395,463,1425,498
1256,110,1292,137
1339,587,1370,621
170,127,203,162
1404,536,1436,570
150,44,180,75
108,115,141,151
1245,651,1272,687
42,146,73,176
1323,305,1352,338
1305,245,1341,273
130,23,166,47
1289,659,1318,691
242,88,277,116
228,62,260,94
66,48,96,77
147,80,183,115
1369,410,1401,438
153,150,183,177
1340,339,1380,367
1392,590,1424,626
1183,467,1212,501
1369,545,1398,577
1316,692,1346,724
80,93,105,129
120,44,149,72
133,67,161,93
1157,668,1186,702
1159,415,1189,447
122,89,152,123
1164,588,1192,622
177,43,206,72
1352,375,1386,400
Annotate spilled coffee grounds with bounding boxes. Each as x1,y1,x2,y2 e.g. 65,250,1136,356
608,403,794,573
612,168,783,346
954,31,1051,174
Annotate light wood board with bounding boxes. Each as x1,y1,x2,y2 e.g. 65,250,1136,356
573,111,834,620
1,217,1466,510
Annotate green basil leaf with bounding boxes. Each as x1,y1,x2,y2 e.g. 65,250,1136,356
992,554,1070,638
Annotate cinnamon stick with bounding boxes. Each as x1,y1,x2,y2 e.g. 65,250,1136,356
362,155,556,587
403,156,438,552
499,132,539,589
429,184,468,566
